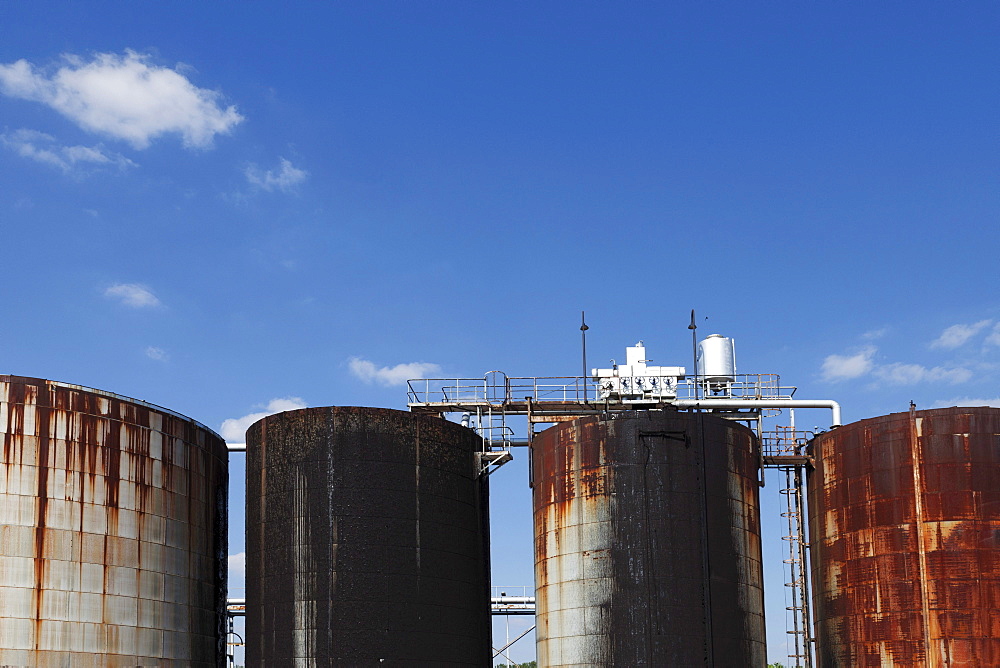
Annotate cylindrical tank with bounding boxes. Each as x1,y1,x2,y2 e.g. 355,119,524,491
531,410,765,666
246,406,491,666
697,334,736,384
808,407,1000,666
0,376,228,667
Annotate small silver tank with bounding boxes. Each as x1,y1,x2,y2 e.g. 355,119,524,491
697,334,736,383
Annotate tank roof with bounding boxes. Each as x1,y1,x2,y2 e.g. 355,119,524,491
0,374,223,440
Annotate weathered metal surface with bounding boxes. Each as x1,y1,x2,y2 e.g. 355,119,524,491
808,407,1000,667
0,375,228,667
246,406,491,666
531,410,765,667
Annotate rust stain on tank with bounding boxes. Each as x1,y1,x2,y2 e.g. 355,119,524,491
33,382,51,648
809,407,1000,667
532,410,765,666
0,376,228,667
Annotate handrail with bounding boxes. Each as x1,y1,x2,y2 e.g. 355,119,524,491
407,374,798,405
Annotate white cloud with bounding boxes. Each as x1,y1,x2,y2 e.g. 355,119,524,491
104,283,161,308
820,346,875,382
932,397,1000,409
0,50,243,149
219,397,307,443
985,323,1000,347
930,320,992,349
348,357,442,387
861,327,888,340
145,346,168,361
930,367,974,384
874,363,972,385
822,329,979,386
228,552,246,587
1,128,135,172
245,158,307,192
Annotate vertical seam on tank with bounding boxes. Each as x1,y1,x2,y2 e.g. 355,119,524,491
414,417,421,602
696,411,715,666
640,432,656,663
909,407,934,666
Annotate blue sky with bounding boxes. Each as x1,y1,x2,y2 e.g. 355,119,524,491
2,2,999,664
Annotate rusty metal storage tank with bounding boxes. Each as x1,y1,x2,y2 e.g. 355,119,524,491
0,376,228,667
531,410,765,666
246,406,491,666
808,406,1000,666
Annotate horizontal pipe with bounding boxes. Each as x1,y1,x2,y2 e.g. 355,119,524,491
673,399,842,427
229,596,534,606
227,597,534,616
227,443,247,452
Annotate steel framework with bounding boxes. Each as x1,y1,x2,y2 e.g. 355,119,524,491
408,372,827,667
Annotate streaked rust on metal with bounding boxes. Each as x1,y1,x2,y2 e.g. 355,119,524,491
808,407,1000,667
246,406,491,666
531,410,765,666
0,376,228,667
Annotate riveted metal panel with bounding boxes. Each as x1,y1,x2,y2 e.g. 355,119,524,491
531,410,765,667
246,406,491,666
809,407,1000,667
0,376,227,667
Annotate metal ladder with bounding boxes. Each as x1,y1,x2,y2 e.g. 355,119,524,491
472,405,513,476
780,462,812,667
472,405,510,450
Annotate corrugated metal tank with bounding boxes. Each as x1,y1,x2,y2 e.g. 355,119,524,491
245,406,491,666
808,407,1000,666
531,410,765,666
0,376,228,667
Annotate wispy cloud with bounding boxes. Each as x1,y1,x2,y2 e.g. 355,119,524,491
145,346,168,361
219,397,307,443
930,320,992,349
1,128,136,172
932,397,1000,409
246,158,307,192
861,327,888,340
873,363,972,385
822,334,977,387
228,552,246,587
104,283,161,308
0,50,243,149
986,323,1000,347
348,357,442,387
820,346,876,382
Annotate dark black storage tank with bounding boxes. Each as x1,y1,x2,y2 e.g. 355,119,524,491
245,406,491,666
531,410,765,666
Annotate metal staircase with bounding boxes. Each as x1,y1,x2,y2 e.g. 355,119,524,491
764,426,814,668
781,464,812,667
